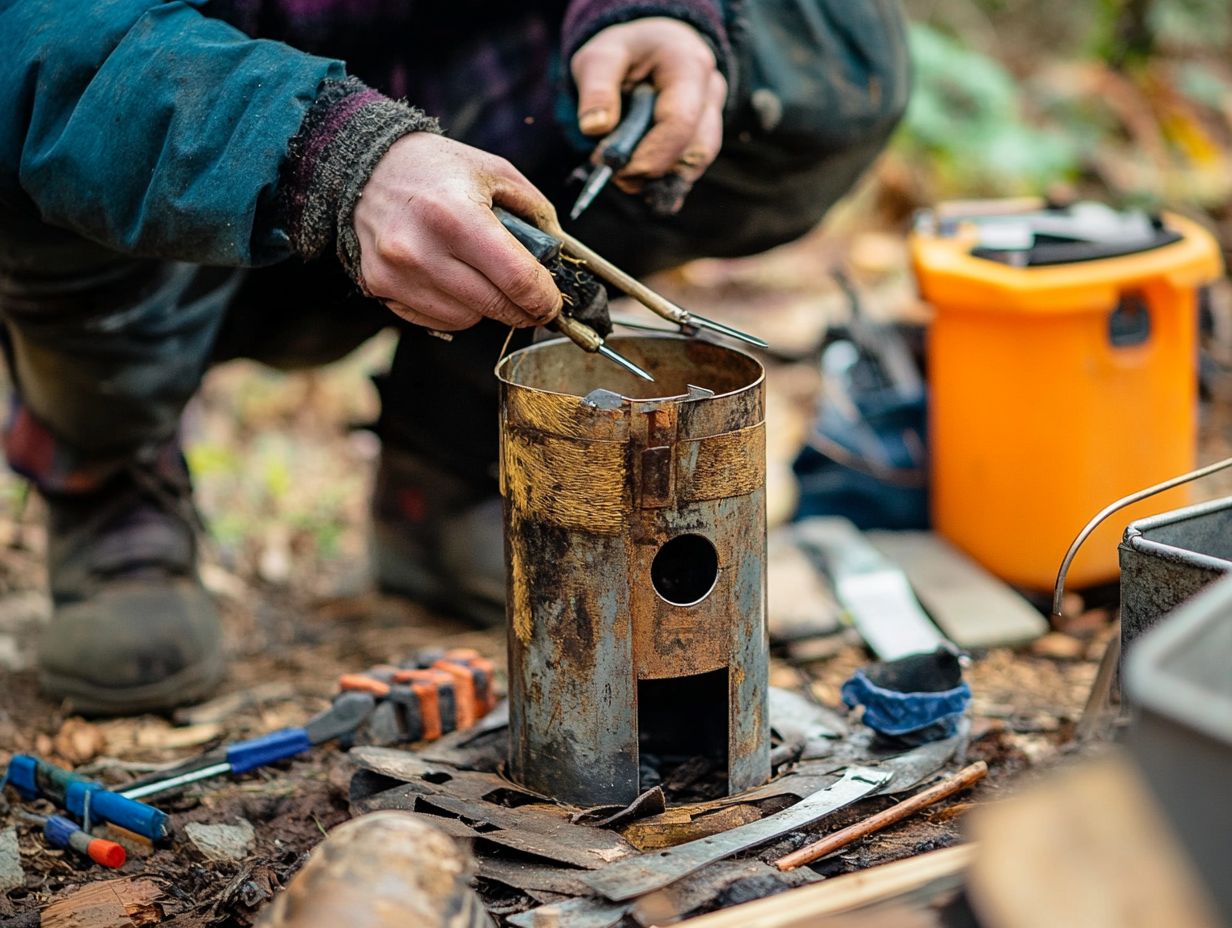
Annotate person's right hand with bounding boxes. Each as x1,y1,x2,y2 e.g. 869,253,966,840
353,133,563,331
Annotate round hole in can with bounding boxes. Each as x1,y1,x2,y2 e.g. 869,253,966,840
651,534,719,606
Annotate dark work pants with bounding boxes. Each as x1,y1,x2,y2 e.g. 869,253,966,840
0,1,910,494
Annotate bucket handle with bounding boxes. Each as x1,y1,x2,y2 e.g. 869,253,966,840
1052,455,1232,616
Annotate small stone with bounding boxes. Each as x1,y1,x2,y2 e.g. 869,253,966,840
0,826,23,892
186,819,256,862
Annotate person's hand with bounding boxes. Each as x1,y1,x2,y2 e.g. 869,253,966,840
571,17,727,193
353,133,563,331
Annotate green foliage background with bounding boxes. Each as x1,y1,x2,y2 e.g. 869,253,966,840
895,0,1232,212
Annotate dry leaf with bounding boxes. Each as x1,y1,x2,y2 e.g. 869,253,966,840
53,716,107,765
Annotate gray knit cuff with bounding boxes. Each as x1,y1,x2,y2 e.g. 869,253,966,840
281,78,440,287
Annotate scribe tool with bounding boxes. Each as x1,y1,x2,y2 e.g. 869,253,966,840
496,208,768,375
496,208,654,382
570,84,658,221
544,220,769,349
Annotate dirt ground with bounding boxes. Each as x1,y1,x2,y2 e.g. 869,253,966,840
0,171,1227,925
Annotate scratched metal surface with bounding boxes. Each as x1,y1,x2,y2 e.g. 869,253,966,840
498,335,771,806
582,766,893,902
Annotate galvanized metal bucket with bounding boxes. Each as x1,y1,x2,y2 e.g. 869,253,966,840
497,335,770,806
1119,496,1232,653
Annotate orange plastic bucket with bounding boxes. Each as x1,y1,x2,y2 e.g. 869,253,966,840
911,202,1222,590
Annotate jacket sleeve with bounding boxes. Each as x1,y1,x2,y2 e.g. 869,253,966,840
0,0,423,267
561,0,733,80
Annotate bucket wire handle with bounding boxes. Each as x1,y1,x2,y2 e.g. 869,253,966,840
1051,455,1232,616
495,325,517,367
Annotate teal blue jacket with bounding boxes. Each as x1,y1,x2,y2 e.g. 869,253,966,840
0,0,730,277
0,0,347,272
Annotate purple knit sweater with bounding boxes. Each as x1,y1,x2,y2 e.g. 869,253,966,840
274,0,731,283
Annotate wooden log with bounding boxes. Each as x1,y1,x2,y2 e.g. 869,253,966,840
775,762,988,871
661,845,975,928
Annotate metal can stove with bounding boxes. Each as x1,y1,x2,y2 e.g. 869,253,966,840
497,334,770,806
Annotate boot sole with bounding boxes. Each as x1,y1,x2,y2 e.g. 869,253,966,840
40,650,226,717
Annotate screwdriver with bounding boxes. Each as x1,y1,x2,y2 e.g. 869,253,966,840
570,84,658,221
118,691,377,801
3,755,170,841
16,811,126,869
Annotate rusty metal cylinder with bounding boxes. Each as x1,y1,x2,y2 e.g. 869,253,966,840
497,334,770,806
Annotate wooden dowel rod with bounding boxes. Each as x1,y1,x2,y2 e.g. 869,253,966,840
774,761,988,871
544,223,690,325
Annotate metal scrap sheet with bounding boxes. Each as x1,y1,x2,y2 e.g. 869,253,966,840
510,858,820,927
477,858,593,898
507,895,628,928
584,766,892,902
353,779,636,870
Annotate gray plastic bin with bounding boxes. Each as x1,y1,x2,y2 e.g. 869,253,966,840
1125,574,1232,924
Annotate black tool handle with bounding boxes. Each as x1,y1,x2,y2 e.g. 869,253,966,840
597,84,657,171
494,207,562,263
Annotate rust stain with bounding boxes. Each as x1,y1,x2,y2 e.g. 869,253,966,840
685,422,765,501
503,429,627,534
509,536,533,646
506,388,627,441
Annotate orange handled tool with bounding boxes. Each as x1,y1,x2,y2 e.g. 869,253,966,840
337,648,500,745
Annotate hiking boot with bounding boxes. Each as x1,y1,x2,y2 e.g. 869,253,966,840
37,453,223,715
369,447,506,627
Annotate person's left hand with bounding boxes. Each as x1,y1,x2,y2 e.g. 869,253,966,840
570,16,727,195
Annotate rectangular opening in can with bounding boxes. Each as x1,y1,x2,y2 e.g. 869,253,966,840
637,668,729,793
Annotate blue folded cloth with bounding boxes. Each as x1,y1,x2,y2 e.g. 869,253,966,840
842,670,971,737
841,648,971,740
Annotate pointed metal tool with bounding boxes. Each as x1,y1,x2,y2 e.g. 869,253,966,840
555,314,655,382
570,164,614,221
495,208,656,383
683,312,770,348
610,316,676,334
545,222,769,349
597,344,655,382
569,84,658,221
614,313,768,348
